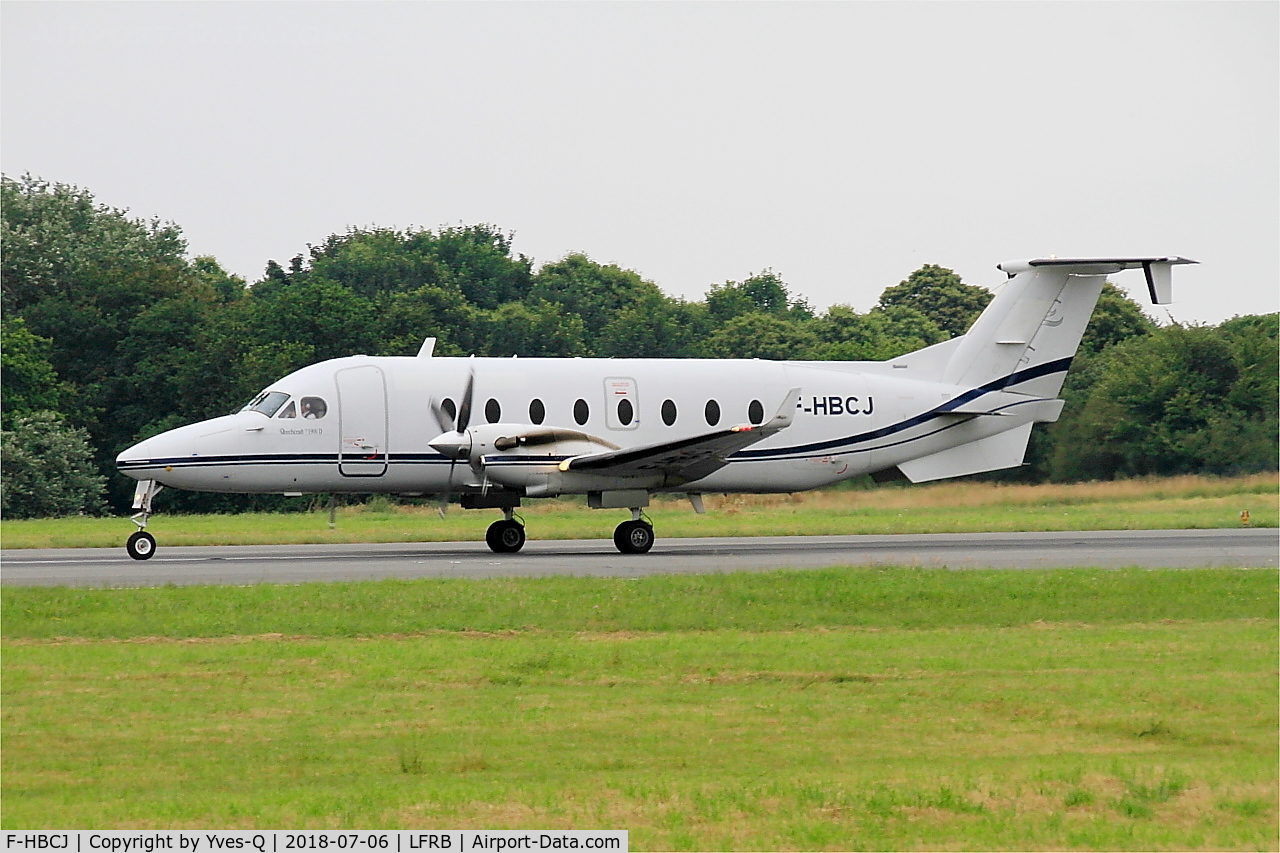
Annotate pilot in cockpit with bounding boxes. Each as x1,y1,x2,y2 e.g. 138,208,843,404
300,397,327,419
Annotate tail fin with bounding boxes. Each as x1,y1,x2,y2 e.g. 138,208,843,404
940,256,1195,397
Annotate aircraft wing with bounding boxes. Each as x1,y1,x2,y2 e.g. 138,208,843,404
560,388,801,484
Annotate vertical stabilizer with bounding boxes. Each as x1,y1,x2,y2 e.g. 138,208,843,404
941,256,1194,397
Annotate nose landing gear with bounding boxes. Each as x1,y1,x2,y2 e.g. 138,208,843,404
126,479,163,560
126,530,156,560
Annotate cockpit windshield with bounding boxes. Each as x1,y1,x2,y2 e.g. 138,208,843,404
241,390,290,417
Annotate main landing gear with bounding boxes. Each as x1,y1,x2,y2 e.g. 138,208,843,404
613,509,655,554
483,506,655,555
126,479,163,560
485,509,526,554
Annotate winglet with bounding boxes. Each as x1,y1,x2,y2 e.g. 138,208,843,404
763,388,802,433
733,388,800,434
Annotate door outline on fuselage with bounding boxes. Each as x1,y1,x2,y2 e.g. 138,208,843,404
603,377,639,430
336,364,389,477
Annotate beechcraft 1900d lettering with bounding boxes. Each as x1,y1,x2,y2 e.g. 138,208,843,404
116,256,1195,560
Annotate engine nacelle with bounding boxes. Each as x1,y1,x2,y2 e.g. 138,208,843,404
469,424,625,492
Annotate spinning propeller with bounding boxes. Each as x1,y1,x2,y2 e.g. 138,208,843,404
429,367,477,490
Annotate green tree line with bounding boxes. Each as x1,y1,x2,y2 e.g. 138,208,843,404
3,175,1275,518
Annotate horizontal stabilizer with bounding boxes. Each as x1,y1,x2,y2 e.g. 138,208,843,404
996,257,1196,305
942,254,1194,394
897,422,1034,483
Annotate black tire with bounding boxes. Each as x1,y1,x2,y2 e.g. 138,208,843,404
613,520,655,554
486,519,526,554
126,530,156,561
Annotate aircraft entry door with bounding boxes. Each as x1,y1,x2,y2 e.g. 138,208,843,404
604,377,640,430
336,364,388,477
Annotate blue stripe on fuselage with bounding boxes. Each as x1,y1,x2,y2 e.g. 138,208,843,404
731,356,1071,461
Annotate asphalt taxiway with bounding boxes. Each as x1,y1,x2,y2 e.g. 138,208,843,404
1,528,1274,587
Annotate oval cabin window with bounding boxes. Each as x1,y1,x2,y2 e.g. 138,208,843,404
705,400,721,426
529,399,546,425
617,398,634,426
574,398,590,426
661,399,677,426
749,400,764,425
485,398,501,423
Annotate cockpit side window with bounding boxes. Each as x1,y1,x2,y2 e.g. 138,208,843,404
278,401,297,419
242,391,290,417
300,397,327,419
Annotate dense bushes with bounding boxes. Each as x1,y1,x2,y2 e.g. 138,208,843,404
1048,318,1278,480
2,174,1274,515
1,412,106,519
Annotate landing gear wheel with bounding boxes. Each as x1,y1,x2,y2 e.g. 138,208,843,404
486,519,526,554
126,530,156,561
613,520,655,554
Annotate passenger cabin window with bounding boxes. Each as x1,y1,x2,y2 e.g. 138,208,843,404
485,398,501,423
529,399,546,424
278,401,297,419
617,398,634,426
574,399,590,426
704,400,721,427
300,397,328,419
748,400,764,425
243,390,290,418
661,399,677,426
441,398,457,424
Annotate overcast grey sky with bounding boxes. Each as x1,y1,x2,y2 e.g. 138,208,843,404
3,1,1276,324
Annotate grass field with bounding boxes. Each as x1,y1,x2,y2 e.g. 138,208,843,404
2,473,1275,550
3,567,1276,849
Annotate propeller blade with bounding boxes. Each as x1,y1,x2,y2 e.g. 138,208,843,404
456,369,475,433
429,365,477,496
430,397,455,433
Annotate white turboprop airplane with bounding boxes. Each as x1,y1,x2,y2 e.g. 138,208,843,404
116,256,1194,560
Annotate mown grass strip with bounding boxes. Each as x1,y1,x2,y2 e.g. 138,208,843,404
3,567,1275,640
3,569,1276,846
3,618,1276,847
2,474,1275,550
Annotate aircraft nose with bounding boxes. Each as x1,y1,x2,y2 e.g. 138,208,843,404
115,417,225,480
116,434,163,481
115,413,248,489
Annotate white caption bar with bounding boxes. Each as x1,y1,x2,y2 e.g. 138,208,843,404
2,833,626,853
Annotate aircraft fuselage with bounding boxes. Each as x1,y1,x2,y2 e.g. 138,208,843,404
117,354,1016,497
